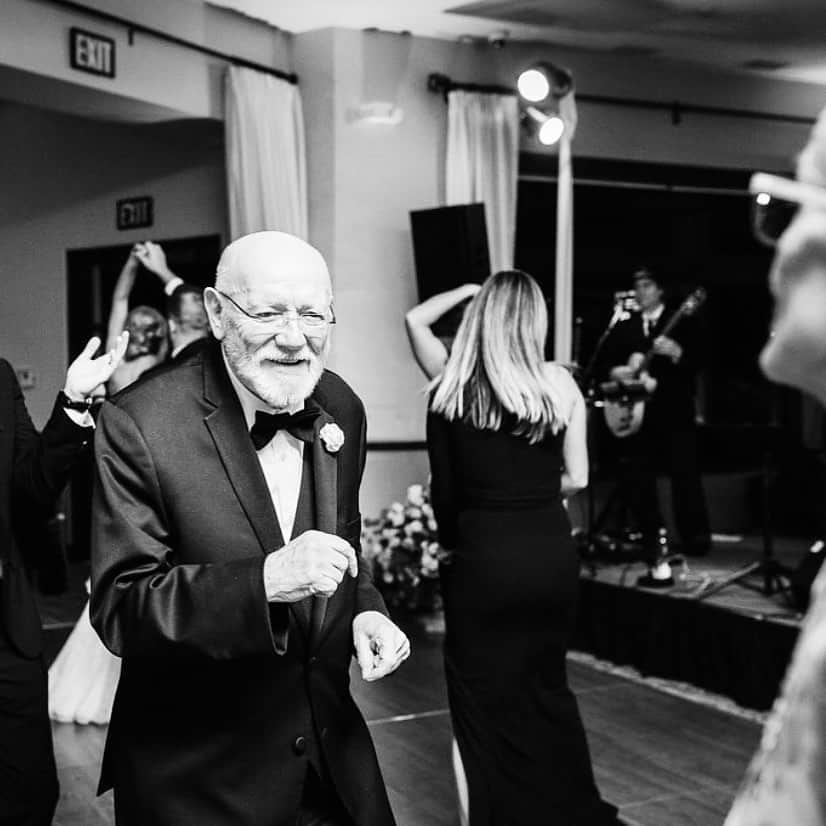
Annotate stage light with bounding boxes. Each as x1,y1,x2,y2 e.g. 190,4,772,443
517,68,550,103
517,61,573,104
525,105,565,146
539,115,565,146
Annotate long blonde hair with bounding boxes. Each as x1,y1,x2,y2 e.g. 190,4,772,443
429,270,567,442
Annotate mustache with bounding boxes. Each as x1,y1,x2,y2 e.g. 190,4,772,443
254,350,315,362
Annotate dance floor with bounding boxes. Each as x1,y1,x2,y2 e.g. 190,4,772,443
41,558,769,826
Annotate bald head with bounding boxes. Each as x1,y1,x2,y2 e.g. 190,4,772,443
215,231,331,299
205,231,334,410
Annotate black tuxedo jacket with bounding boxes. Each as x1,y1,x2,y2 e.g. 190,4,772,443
0,359,91,658
90,342,394,826
599,307,702,426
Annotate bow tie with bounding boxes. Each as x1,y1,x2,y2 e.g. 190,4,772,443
250,408,320,449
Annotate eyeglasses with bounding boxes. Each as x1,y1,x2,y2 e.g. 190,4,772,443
749,172,826,247
216,290,336,333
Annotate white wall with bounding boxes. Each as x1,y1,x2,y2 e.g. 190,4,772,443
0,0,292,121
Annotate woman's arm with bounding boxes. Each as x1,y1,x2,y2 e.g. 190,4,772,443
559,372,589,497
106,245,141,352
134,241,183,293
405,284,480,379
426,411,458,550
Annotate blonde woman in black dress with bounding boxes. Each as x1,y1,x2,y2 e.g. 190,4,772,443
426,270,620,825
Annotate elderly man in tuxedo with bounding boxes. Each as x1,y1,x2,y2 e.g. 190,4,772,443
91,231,410,826
0,332,128,826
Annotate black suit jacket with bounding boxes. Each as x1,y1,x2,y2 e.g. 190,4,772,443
599,307,702,426
90,342,394,826
0,360,92,657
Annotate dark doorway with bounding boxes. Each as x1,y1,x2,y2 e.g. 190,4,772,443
65,234,222,559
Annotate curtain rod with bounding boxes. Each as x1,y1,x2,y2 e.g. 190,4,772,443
45,0,298,84
427,72,815,126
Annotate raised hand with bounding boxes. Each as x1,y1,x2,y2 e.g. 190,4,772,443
134,241,176,283
353,611,411,681
263,530,358,603
63,332,129,400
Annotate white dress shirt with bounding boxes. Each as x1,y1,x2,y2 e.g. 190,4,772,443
642,303,665,337
224,355,305,543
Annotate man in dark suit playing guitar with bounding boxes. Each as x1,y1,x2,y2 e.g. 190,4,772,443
600,267,711,586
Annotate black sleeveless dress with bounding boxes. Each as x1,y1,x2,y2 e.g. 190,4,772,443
426,412,619,826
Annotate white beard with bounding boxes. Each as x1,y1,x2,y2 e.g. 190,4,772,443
223,334,326,410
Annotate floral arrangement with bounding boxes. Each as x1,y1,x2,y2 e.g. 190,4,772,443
361,483,447,613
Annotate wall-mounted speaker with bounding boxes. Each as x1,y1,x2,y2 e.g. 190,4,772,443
409,203,490,338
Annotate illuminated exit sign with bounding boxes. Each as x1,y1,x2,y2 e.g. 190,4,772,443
70,28,115,78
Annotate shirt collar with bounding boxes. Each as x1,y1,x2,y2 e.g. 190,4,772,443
642,304,665,323
221,348,304,431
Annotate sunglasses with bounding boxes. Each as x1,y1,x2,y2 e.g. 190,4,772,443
749,172,826,247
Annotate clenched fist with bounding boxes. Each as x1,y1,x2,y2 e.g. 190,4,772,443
263,530,358,603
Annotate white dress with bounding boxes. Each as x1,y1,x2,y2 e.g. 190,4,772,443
48,583,121,726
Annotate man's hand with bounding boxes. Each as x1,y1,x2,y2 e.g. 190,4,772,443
263,530,358,603
652,335,683,363
353,611,410,682
134,241,176,284
63,332,129,400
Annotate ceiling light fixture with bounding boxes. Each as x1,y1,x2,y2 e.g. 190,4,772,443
519,62,574,147
517,61,573,104
525,105,566,146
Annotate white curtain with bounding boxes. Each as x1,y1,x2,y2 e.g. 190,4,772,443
553,91,578,365
446,91,520,274
225,66,308,241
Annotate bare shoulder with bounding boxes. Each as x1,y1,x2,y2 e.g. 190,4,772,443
542,362,583,411
543,361,579,391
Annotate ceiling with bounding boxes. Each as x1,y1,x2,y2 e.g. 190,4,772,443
205,0,826,85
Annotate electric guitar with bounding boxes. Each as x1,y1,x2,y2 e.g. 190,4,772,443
601,287,707,438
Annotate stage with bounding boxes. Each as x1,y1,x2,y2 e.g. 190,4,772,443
573,534,808,711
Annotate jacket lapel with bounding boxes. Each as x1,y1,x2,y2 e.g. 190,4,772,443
201,346,285,554
308,401,339,647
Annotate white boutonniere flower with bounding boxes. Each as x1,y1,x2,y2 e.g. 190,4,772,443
319,422,345,453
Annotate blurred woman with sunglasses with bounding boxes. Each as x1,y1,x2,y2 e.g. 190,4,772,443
427,270,621,825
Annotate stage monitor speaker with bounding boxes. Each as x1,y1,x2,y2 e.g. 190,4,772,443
409,203,491,339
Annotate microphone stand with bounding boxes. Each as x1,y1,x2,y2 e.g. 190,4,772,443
580,303,628,396
577,305,631,563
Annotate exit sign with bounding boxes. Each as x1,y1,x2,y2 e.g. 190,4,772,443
116,197,154,231
70,28,115,78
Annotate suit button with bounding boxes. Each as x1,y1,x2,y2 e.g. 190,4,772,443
293,736,307,756
309,656,318,665
321,727,329,739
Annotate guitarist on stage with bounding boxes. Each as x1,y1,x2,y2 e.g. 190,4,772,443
599,266,711,586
